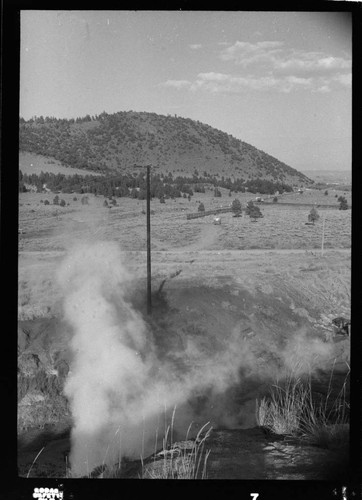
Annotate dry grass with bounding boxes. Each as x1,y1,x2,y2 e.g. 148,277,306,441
141,419,212,479
256,367,350,449
18,189,351,255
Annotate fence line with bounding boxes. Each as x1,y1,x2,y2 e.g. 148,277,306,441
186,207,233,220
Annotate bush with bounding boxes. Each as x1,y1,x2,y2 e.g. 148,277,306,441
53,195,59,205
73,197,78,201
231,198,242,216
308,207,320,225
324,190,328,196
44,200,50,205
339,197,348,210
246,201,263,221
256,372,349,449
198,203,205,212
273,196,278,203
59,199,66,207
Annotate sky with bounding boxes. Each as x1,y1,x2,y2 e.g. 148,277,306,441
20,10,352,172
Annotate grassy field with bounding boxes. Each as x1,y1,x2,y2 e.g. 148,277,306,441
18,187,351,322
18,188,351,251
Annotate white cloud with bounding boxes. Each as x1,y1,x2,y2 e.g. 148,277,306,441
333,72,352,87
219,40,351,79
161,79,192,89
220,40,284,66
188,72,312,94
314,85,331,93
160,71,349,95
274,53,351,74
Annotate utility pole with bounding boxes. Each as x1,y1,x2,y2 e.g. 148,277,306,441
321,215,326,257
134,164,154,314
146,165,152,315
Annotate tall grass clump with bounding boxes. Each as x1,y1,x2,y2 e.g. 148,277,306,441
256,366,349,449
141,410,212,479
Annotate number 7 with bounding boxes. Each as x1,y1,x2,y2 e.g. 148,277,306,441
250,494,259,500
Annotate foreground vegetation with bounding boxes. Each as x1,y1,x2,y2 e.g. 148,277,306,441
256,368,350,450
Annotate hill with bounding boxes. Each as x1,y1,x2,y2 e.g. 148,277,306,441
19,151,104,177
19,111,312,186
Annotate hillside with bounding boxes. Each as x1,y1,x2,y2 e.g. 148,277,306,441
19,111,312,186
19,151,103,177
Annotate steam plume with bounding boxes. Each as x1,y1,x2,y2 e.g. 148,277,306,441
57,241,335,476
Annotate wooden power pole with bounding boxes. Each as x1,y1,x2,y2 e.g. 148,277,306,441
146,165,152,315
134,164,153,314
321,215,326,257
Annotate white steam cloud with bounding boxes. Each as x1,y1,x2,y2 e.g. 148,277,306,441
57,241,335,476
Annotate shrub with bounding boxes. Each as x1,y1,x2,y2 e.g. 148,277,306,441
308,207,320,225
256,371,349,449
231,198,242,216
73,197,78,201
103,200,108,207
44,200,50,205
339,197,348,210
324,190,328,196
59,199,66,207
273,196,278,203
198,203,205,212
246,201,263,221
53,195,59,205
